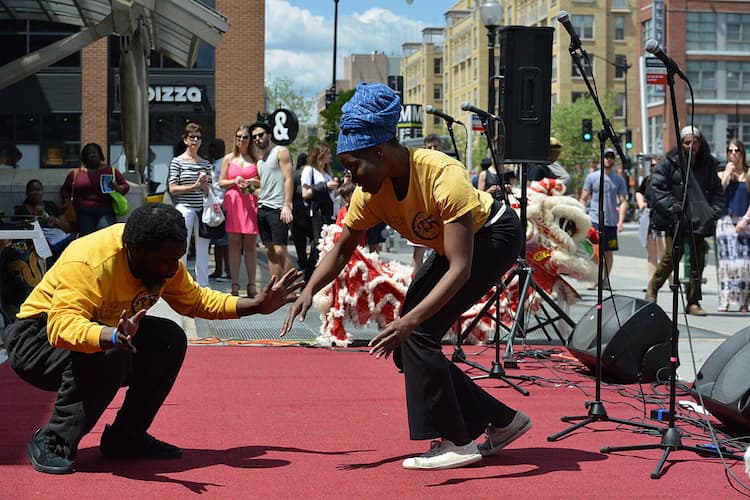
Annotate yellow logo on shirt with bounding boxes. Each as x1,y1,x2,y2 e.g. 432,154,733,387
412,211,441,241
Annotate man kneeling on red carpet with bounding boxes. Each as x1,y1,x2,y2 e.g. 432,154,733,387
1,203,303,475
281,82,532,470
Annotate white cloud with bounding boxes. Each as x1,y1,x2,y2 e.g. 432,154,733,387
265,0,425,97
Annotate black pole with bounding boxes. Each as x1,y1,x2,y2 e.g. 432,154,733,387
332,0,339,94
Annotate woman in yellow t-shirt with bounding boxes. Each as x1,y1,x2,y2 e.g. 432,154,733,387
281,83,530,471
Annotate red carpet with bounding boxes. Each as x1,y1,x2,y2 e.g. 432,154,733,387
0,345,747,498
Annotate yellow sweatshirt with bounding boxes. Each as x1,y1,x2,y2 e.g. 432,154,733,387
17,224,240,353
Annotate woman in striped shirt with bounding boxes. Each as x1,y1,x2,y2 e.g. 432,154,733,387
168,122,213,286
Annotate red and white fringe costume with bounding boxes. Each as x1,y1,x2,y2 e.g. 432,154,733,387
313,178,597,347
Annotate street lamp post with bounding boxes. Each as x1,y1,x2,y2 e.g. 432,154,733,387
479,1,503,148
326,0,340,109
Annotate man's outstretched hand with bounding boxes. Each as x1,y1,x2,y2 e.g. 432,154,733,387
248,269,304,315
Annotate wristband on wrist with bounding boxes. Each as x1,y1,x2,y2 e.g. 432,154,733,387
111,330,118,347
742,215,750,222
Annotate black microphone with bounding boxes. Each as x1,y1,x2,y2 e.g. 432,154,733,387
556,11,582,50
645,38,688,81
459,102,501,122
425,105,463,125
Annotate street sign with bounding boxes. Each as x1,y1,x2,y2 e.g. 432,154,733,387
269,108,298,145
471,114,484,132
645,56,667,85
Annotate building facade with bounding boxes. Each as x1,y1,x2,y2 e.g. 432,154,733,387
638,0,750,156
0,0,265,188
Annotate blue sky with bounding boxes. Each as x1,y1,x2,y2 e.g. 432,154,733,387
265,0,461,96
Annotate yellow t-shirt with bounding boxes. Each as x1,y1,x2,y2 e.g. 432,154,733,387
17,224,240,353
343,147,495,255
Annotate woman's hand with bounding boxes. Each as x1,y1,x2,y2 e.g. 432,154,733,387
737,217,749,235
368,316,418,359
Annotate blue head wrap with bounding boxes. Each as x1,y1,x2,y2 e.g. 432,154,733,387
336,82,402,155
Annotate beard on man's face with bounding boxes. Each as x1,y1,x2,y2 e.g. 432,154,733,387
141,275,167,293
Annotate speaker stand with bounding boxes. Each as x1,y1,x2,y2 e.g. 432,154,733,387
599,65,742,478
548,42,662,442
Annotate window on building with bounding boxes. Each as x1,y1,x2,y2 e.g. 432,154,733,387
571,92,587,103
572,58,593,78
686,60,717,99
727,62,750,101
686,12,717,50
614,93,625,119
614,16,625,41
615,54,628,79
433,84,442,100
434,57,442,75
574,15,594,40
612,0,628,9
0,20,80,67
727,16,750,52
693,114,715,151
551,55,557,82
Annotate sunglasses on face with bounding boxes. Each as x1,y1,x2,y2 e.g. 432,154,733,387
236,135,249,140
252,132,266,140
187,135,202,140
728,148,740,153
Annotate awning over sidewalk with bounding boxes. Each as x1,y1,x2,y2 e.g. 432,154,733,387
0,0,229,89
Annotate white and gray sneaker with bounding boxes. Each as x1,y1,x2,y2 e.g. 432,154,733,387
478,411,532,457
402,439,483,470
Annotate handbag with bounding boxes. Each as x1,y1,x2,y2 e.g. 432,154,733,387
108,166,129,217
198,214,226,239
202,186,225,227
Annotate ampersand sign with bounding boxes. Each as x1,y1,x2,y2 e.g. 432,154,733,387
270,108,299,145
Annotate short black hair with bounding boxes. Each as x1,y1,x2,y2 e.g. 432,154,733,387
80,143,105,164
123,203,187,251
249,122,272,134
25,178,43,192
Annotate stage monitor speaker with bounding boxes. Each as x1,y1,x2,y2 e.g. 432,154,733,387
692,327,750,433
499,26,553,164
568,295,672,383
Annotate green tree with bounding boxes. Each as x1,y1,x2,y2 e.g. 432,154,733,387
550,92,618,195
319,89,356,175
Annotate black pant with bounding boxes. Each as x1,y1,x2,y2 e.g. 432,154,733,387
305,209,333,282
394,204,523,444
3,315,187,458
291,211,313,272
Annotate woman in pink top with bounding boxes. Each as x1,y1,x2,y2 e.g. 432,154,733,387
218,125,260,297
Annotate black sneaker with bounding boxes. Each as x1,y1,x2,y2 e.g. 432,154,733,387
100,424,182,460
27,428,74,474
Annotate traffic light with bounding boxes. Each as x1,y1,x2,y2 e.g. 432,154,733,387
625,129,633,150
582,118,593,142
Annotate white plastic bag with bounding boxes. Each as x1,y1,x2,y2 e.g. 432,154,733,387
202,187,225,227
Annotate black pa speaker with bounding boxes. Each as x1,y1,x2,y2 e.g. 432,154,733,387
499,26,553,164
692,327,750,433
568,295,672,383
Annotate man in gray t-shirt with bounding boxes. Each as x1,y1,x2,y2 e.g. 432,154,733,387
580,148,628,288
251,122,294,278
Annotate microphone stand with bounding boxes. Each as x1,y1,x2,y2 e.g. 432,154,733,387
450,113,534,396
548,41,660,441
599,63,742,478
445,120,461,162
